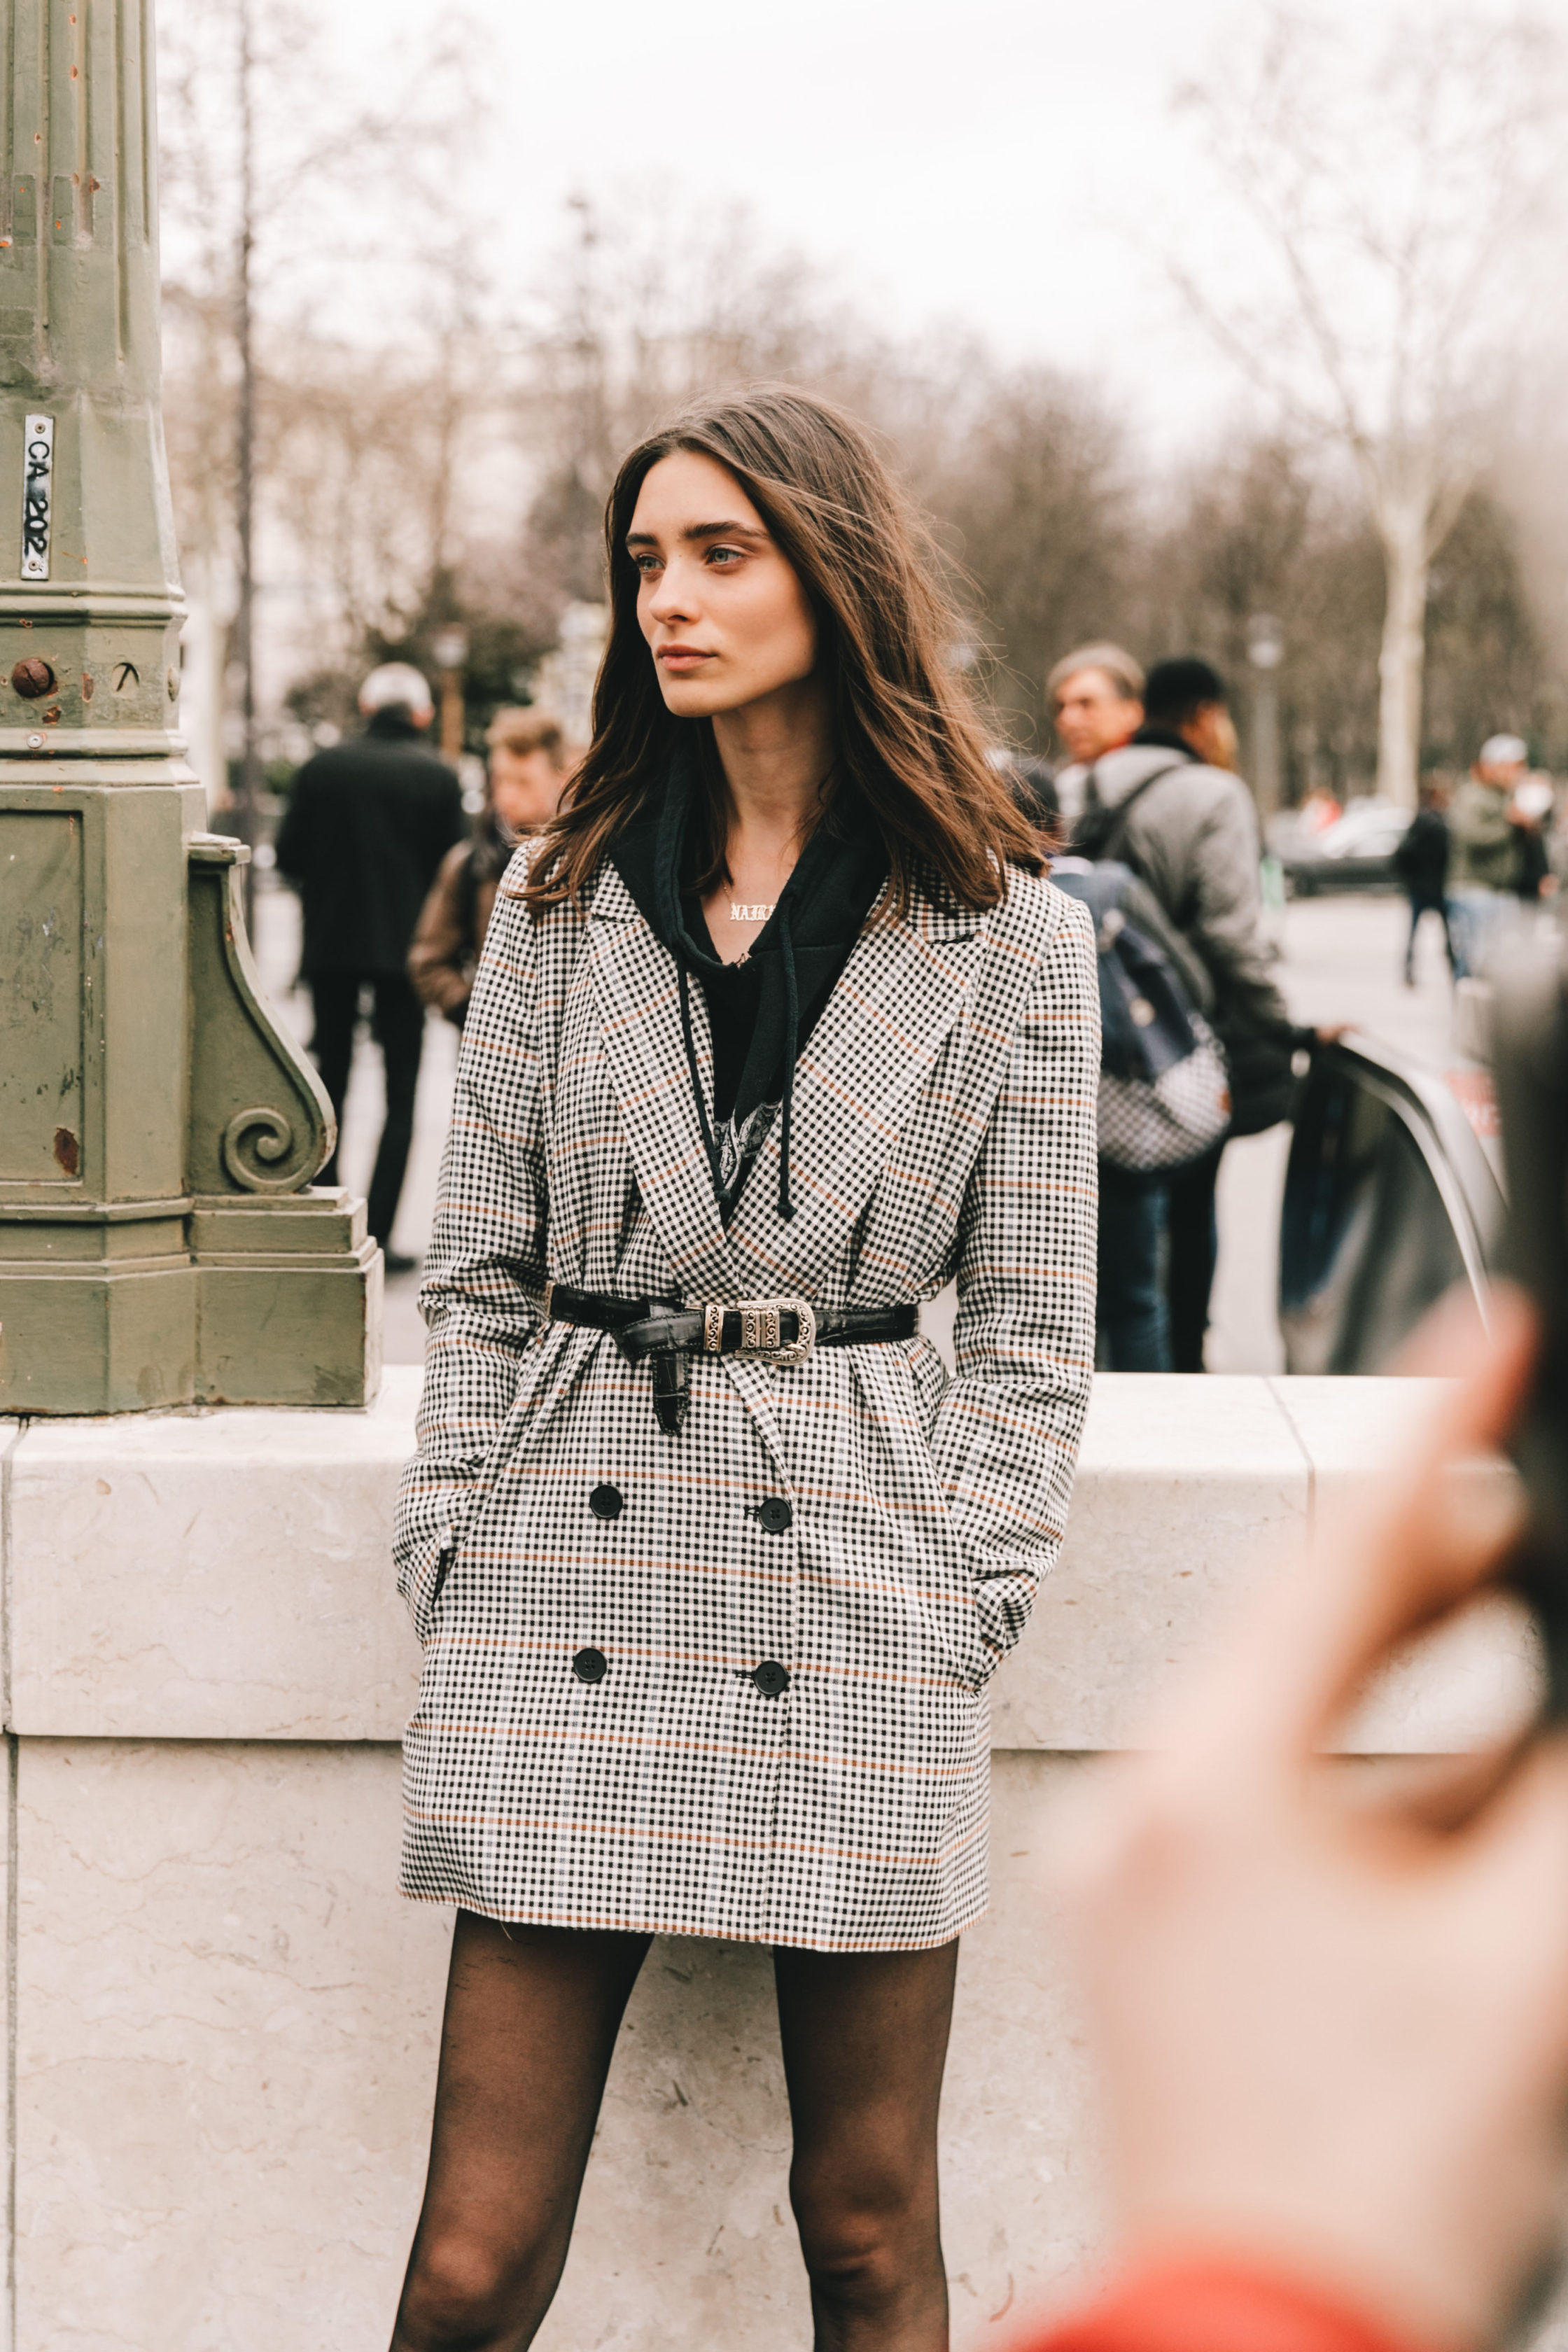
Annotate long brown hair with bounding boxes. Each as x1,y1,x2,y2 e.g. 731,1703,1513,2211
524,384,1043,914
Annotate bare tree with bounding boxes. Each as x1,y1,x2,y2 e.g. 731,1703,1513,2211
158,0,496,800
918,363,1139,746
1169,8,1566,804
512,190,884,606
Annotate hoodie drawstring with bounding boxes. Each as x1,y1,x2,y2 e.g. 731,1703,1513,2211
678,964,726,1205
778,907,798,1221
679,933,799,1224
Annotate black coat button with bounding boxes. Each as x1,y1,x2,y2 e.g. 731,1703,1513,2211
589,1483,624,1521
757,1497,793,1534
751,1659,790,1698
573,1647,608,1684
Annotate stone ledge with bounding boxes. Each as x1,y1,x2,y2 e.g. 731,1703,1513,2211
7,1369,420,1741
4,1368,1537,1751
3,1737,1098,2352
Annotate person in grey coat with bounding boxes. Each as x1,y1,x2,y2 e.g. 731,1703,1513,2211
1448,734,1530,978
1077,657,1303,1372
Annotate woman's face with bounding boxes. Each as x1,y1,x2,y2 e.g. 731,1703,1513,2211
627,449,819,720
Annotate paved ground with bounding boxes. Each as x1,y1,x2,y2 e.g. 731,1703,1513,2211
250,881,1463,1376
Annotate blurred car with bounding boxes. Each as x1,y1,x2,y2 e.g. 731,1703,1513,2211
1278,798,1411,896
1279,1034,1500,1372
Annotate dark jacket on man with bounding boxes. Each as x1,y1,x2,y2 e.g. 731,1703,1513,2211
276,710,466,974
1392,808,1450,902
1514,822,1551,902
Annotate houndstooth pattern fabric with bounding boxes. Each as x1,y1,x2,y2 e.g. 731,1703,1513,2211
1096,1014,1231,1173
393,848,1099,1950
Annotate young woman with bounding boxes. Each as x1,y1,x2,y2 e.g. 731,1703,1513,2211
390,386,1099,2351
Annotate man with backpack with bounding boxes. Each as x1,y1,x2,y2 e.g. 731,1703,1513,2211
1070,657,1306,1372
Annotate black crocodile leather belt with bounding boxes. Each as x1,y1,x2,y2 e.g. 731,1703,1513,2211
541,1284,918,1436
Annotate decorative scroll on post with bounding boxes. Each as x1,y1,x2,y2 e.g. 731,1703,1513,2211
20,414,52,580
185,835,333,1195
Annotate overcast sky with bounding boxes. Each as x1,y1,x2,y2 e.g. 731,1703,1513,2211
212,0,1541,455
307,0,1254,444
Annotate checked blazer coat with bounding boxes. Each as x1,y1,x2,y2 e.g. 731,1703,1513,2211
394,840,1100,1950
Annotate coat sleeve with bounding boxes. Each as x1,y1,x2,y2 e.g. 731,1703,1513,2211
927,891,1100,1672
435,768,469,868
274,761,314,883
408,842,477,1021
1184,783,1294,1035
393,867,547,1616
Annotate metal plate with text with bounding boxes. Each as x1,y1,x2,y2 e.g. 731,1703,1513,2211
21,412,53,580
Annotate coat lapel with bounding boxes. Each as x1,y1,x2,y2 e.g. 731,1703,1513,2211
586,859,738,1301
726,887,988,1298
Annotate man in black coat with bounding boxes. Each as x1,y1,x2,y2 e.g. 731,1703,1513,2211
1391,786,1454,986
276,663,467,1267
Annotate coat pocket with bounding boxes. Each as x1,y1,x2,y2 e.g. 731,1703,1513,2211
852,1338,990,1691
926,1488,992,1691
407,1539,458,1646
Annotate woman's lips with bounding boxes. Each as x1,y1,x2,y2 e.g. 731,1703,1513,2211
657,645,713,669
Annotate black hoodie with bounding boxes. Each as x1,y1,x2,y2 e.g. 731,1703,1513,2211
611,740,888,1224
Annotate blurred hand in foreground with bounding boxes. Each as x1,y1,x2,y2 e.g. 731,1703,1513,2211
1055,1291,1568,2352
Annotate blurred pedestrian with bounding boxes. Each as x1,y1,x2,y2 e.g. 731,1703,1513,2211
1048,643,1145,827
275,662,465,1270
1509,774,1555,904
1391,783,1454,986
1448,733,1529,978
409,708,573,1025
1074,656,1305,1373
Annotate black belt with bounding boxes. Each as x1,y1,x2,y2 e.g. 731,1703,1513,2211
541,1284,918,1436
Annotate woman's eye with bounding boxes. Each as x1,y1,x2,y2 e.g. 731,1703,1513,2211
632,554,660,576
706,546,743,567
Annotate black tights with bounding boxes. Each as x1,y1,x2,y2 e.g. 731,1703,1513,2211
391,1912,959,2351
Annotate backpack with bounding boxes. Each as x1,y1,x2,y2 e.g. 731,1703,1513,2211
1082,760,1299,1138
1054,764,1232,1175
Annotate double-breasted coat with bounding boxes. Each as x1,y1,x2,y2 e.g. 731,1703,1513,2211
394,839,1099,1951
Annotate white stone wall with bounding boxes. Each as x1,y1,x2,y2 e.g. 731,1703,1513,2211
0,1373,1543,2350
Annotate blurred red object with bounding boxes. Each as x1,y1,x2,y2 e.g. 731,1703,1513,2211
1012,2258,1428,2352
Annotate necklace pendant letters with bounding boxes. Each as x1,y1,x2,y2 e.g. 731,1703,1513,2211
731,900,776,922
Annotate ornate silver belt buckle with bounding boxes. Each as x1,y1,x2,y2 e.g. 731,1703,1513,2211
734,1296,816,1367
